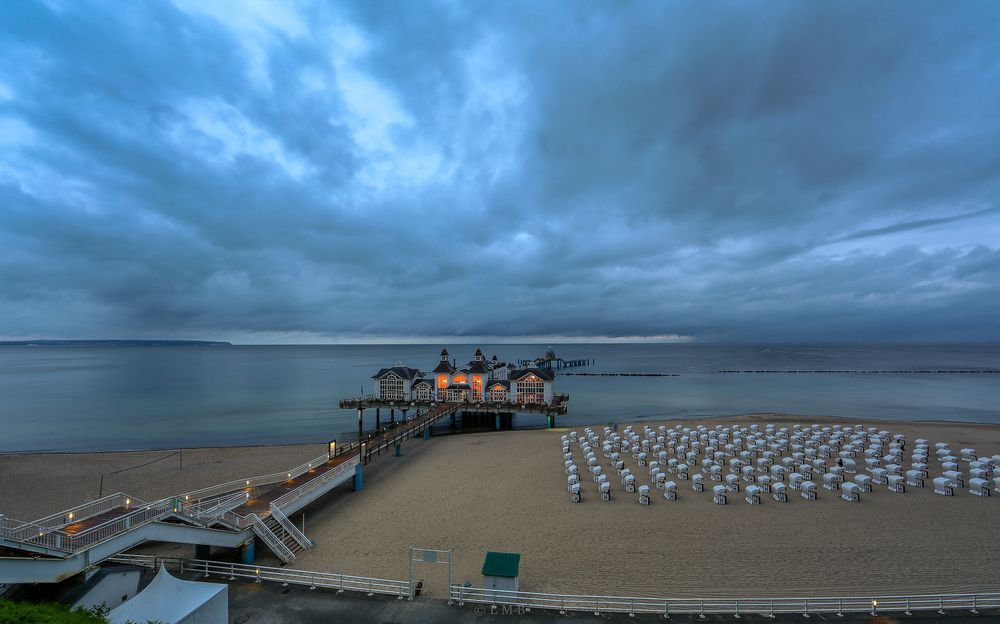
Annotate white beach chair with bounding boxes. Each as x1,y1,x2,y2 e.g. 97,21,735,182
600,480,611,501
639,484,651,505
841,481,861,502
745,484,762,505
663,480,678,500
942,461,958,473
654,472,667,490
905,470,925,488
822,472,841,491
677,463,690,480
943,470,965,488
770,465,787,481
911,462,928,478
757,475,772,493
570,482,581,503
887,474,905,493
772,481,788,502
933,477,954,496
713,484,728,505
961,448,977,462
885,463,902,475
789,472,804,490
637,452,648,466
567,474,579,491
800,481,817,500
692,473,704,492
870,467,888,485
969,478,990,497
613,459,625,473
741,465,756,483
854,474,872,492
725,473,741,492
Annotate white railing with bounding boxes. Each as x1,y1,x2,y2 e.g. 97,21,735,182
249,513,295,563
179,452,334,504
24,493,132,531
449,586,1000,617
270,457,359,512
269,506,312,550
111,554,410,598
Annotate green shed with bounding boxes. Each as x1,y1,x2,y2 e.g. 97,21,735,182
481,551,520,592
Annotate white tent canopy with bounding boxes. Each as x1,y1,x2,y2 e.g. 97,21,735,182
109,566,227,624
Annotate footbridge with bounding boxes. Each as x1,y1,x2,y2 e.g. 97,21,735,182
0,404,458,584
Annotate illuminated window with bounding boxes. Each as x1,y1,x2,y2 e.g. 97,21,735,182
452,374,468,384
472,375,482,398
378,373,404,400
489,385,508,402
517,375,545,404
437,375,448,388
415,384,431,400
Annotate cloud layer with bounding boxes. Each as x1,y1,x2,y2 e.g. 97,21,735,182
2,0,999,342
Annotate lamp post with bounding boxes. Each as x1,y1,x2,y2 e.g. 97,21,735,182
328,439,337,459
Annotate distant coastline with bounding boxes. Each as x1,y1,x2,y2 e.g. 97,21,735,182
0,339,232,347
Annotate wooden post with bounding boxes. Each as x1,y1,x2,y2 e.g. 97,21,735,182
375,409,380,430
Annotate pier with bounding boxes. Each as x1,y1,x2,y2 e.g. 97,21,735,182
340,394,569,434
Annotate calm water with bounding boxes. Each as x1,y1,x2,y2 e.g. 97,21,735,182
0,344,997,452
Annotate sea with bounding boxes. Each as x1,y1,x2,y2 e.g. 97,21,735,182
0,343,997,453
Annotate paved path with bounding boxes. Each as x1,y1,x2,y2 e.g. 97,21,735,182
221,579,1000,624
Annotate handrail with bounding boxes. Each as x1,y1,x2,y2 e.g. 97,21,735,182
22,493,131,530
269,505,313,550
270,457,359,512
110,554,410,598
449,585,1000,616
179,452,333,503
249,513,295,563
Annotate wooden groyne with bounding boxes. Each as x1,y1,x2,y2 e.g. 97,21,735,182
716,369,1000,374
563,372,679,377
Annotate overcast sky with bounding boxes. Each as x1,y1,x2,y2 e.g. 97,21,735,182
1,1,999,343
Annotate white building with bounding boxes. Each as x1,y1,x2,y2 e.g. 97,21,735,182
372,348,556,405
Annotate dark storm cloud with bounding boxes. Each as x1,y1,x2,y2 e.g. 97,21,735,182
1,0,999,342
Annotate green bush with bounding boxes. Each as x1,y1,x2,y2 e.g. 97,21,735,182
0,601,108,624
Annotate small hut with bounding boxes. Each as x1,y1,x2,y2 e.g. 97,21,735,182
481,551,520,592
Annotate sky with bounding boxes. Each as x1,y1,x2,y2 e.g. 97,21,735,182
1,1,999,344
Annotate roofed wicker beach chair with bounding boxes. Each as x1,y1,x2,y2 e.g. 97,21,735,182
692,473,705,492
567,474,579,490
943,470,965,488
933,476,954,496
741,465,756,483
757,474,772,493
800,480,817,500
713,484,728,505
600,480,611,501
789,472,804,490
570,482,581,503
725,473,741,492
663,480,678,501
841,481,861,502
968,478,990,497
961,448,977,462
822,471,841,491
745,484,762,505
905,469,925,488
854,473,873,492
772,481,788,502
709,465,723,481
887,474,905,493
638,484,651,505
870,467,888,485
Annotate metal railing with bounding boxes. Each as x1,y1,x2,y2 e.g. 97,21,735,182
449,586,1000,616
21,493,132,531
110,554,411,598
269,457,359,512
249,513,295,563
269,505,312,550
179,452,334,504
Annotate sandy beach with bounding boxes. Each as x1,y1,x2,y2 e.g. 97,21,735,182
3,414,999,599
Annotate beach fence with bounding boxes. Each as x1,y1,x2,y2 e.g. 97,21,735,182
448,585,1000,617
111,554,410,599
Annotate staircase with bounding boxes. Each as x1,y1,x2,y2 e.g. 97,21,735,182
264,514,306,559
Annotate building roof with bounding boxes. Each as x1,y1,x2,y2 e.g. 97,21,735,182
412,379,432,387
509,367,555,382
432,360,456,374
487,380,510,390
482,551,520,578
372,366,422,381
467,359,489,374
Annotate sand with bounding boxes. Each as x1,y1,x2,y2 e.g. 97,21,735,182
0,443,325,521
289,414,1000,598
3,414,999,599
